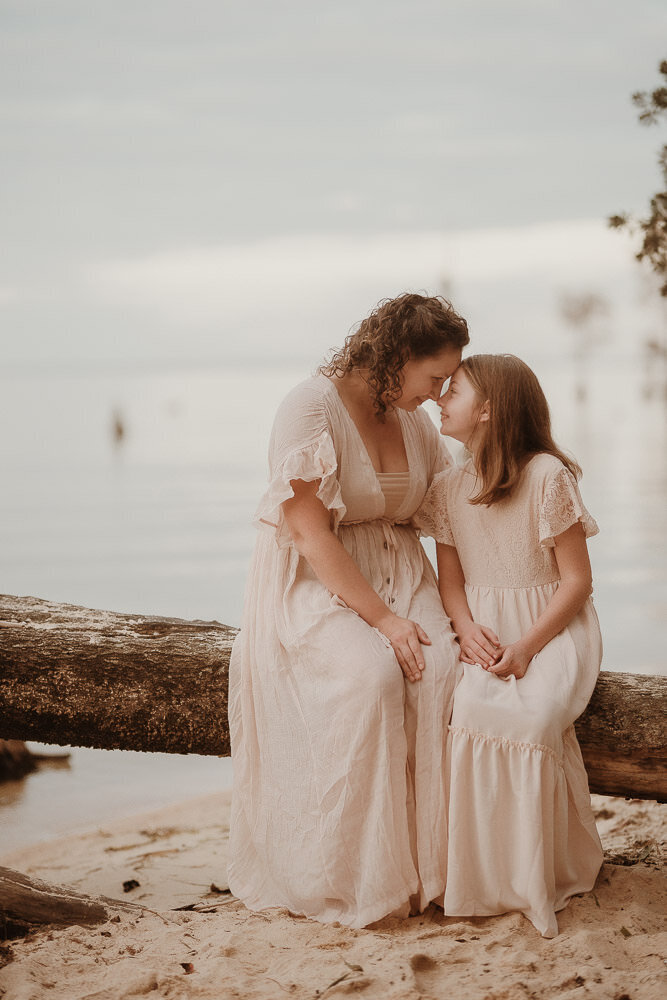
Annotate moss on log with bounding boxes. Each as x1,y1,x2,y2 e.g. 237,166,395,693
0,594,234,756
0,594,665,801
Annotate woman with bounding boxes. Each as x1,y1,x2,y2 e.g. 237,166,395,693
228,293,469,928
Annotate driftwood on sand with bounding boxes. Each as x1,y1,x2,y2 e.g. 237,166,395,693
0,594,665,803
0,866,147,931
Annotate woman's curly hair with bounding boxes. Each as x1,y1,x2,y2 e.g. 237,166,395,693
320,293,470,418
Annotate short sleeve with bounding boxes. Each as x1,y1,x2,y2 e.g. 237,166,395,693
253,380,346,548
538,466,599,548
412,470,455,545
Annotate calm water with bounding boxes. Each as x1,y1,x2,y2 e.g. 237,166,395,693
1,355,665,856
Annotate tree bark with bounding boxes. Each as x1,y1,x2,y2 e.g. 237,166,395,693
0,594,665,801
576,671,666,800
0,594,234,756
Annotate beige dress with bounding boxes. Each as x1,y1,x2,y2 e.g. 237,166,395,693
415,452,604,937
228,374,461,928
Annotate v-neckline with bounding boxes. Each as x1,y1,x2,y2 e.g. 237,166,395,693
322,375,411,477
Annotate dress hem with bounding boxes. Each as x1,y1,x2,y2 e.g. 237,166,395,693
228,879,423,930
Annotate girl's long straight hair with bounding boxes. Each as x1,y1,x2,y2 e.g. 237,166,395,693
461,354,581,506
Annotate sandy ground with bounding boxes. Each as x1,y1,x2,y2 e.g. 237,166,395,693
0,791,665,1000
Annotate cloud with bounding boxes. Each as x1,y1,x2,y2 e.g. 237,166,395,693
87,219,635,327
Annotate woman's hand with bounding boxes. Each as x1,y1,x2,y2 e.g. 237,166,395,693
377,613,431,683
282,481,433,683
486,641,532,680
457,623,501,667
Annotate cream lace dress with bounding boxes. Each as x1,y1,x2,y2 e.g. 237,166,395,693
228,375,462,928
415,452,604,938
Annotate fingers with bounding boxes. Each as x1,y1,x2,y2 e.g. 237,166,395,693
390,619,427,682
480,626,501,647
458,623,501,668
487,650,522,681
416,624,431,646
487,648,510,672
396,643,423,683
460,638,497,668
485,661,510,681
475,634,500,661
387,618,431,683
406,634,425,678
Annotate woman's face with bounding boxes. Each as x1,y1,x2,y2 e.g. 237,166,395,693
393,346,462,411
436,367,486,444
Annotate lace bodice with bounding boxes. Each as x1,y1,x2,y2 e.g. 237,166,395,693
414,453,598,588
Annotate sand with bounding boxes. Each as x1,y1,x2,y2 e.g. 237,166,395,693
0,791,665,1000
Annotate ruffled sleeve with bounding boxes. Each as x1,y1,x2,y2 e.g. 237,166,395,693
412,470,454,544
253,380,346,549
538,465,599,548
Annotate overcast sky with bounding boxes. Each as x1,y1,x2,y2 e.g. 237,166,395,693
1,1,666,366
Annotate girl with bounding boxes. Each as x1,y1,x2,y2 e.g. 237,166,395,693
228,294,468,927
416,354,603,938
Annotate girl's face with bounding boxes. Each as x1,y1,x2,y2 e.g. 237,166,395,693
393,346,462,411
436,367,488,445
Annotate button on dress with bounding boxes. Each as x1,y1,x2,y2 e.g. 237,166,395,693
415,452,604,937
228,375,462,928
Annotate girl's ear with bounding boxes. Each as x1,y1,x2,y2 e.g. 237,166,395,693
478,400,491,423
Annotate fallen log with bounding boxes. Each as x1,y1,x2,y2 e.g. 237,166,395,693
0,866,148,931
0,594,234,756
576,672,666,802
0,594,665,801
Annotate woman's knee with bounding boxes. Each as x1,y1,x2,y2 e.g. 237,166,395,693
362,645,405,705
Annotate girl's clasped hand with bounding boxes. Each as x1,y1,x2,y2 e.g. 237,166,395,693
456,621,500,668
457,624,532,680
458,635,532,679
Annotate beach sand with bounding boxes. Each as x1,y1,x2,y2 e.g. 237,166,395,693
0,791,665,1000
